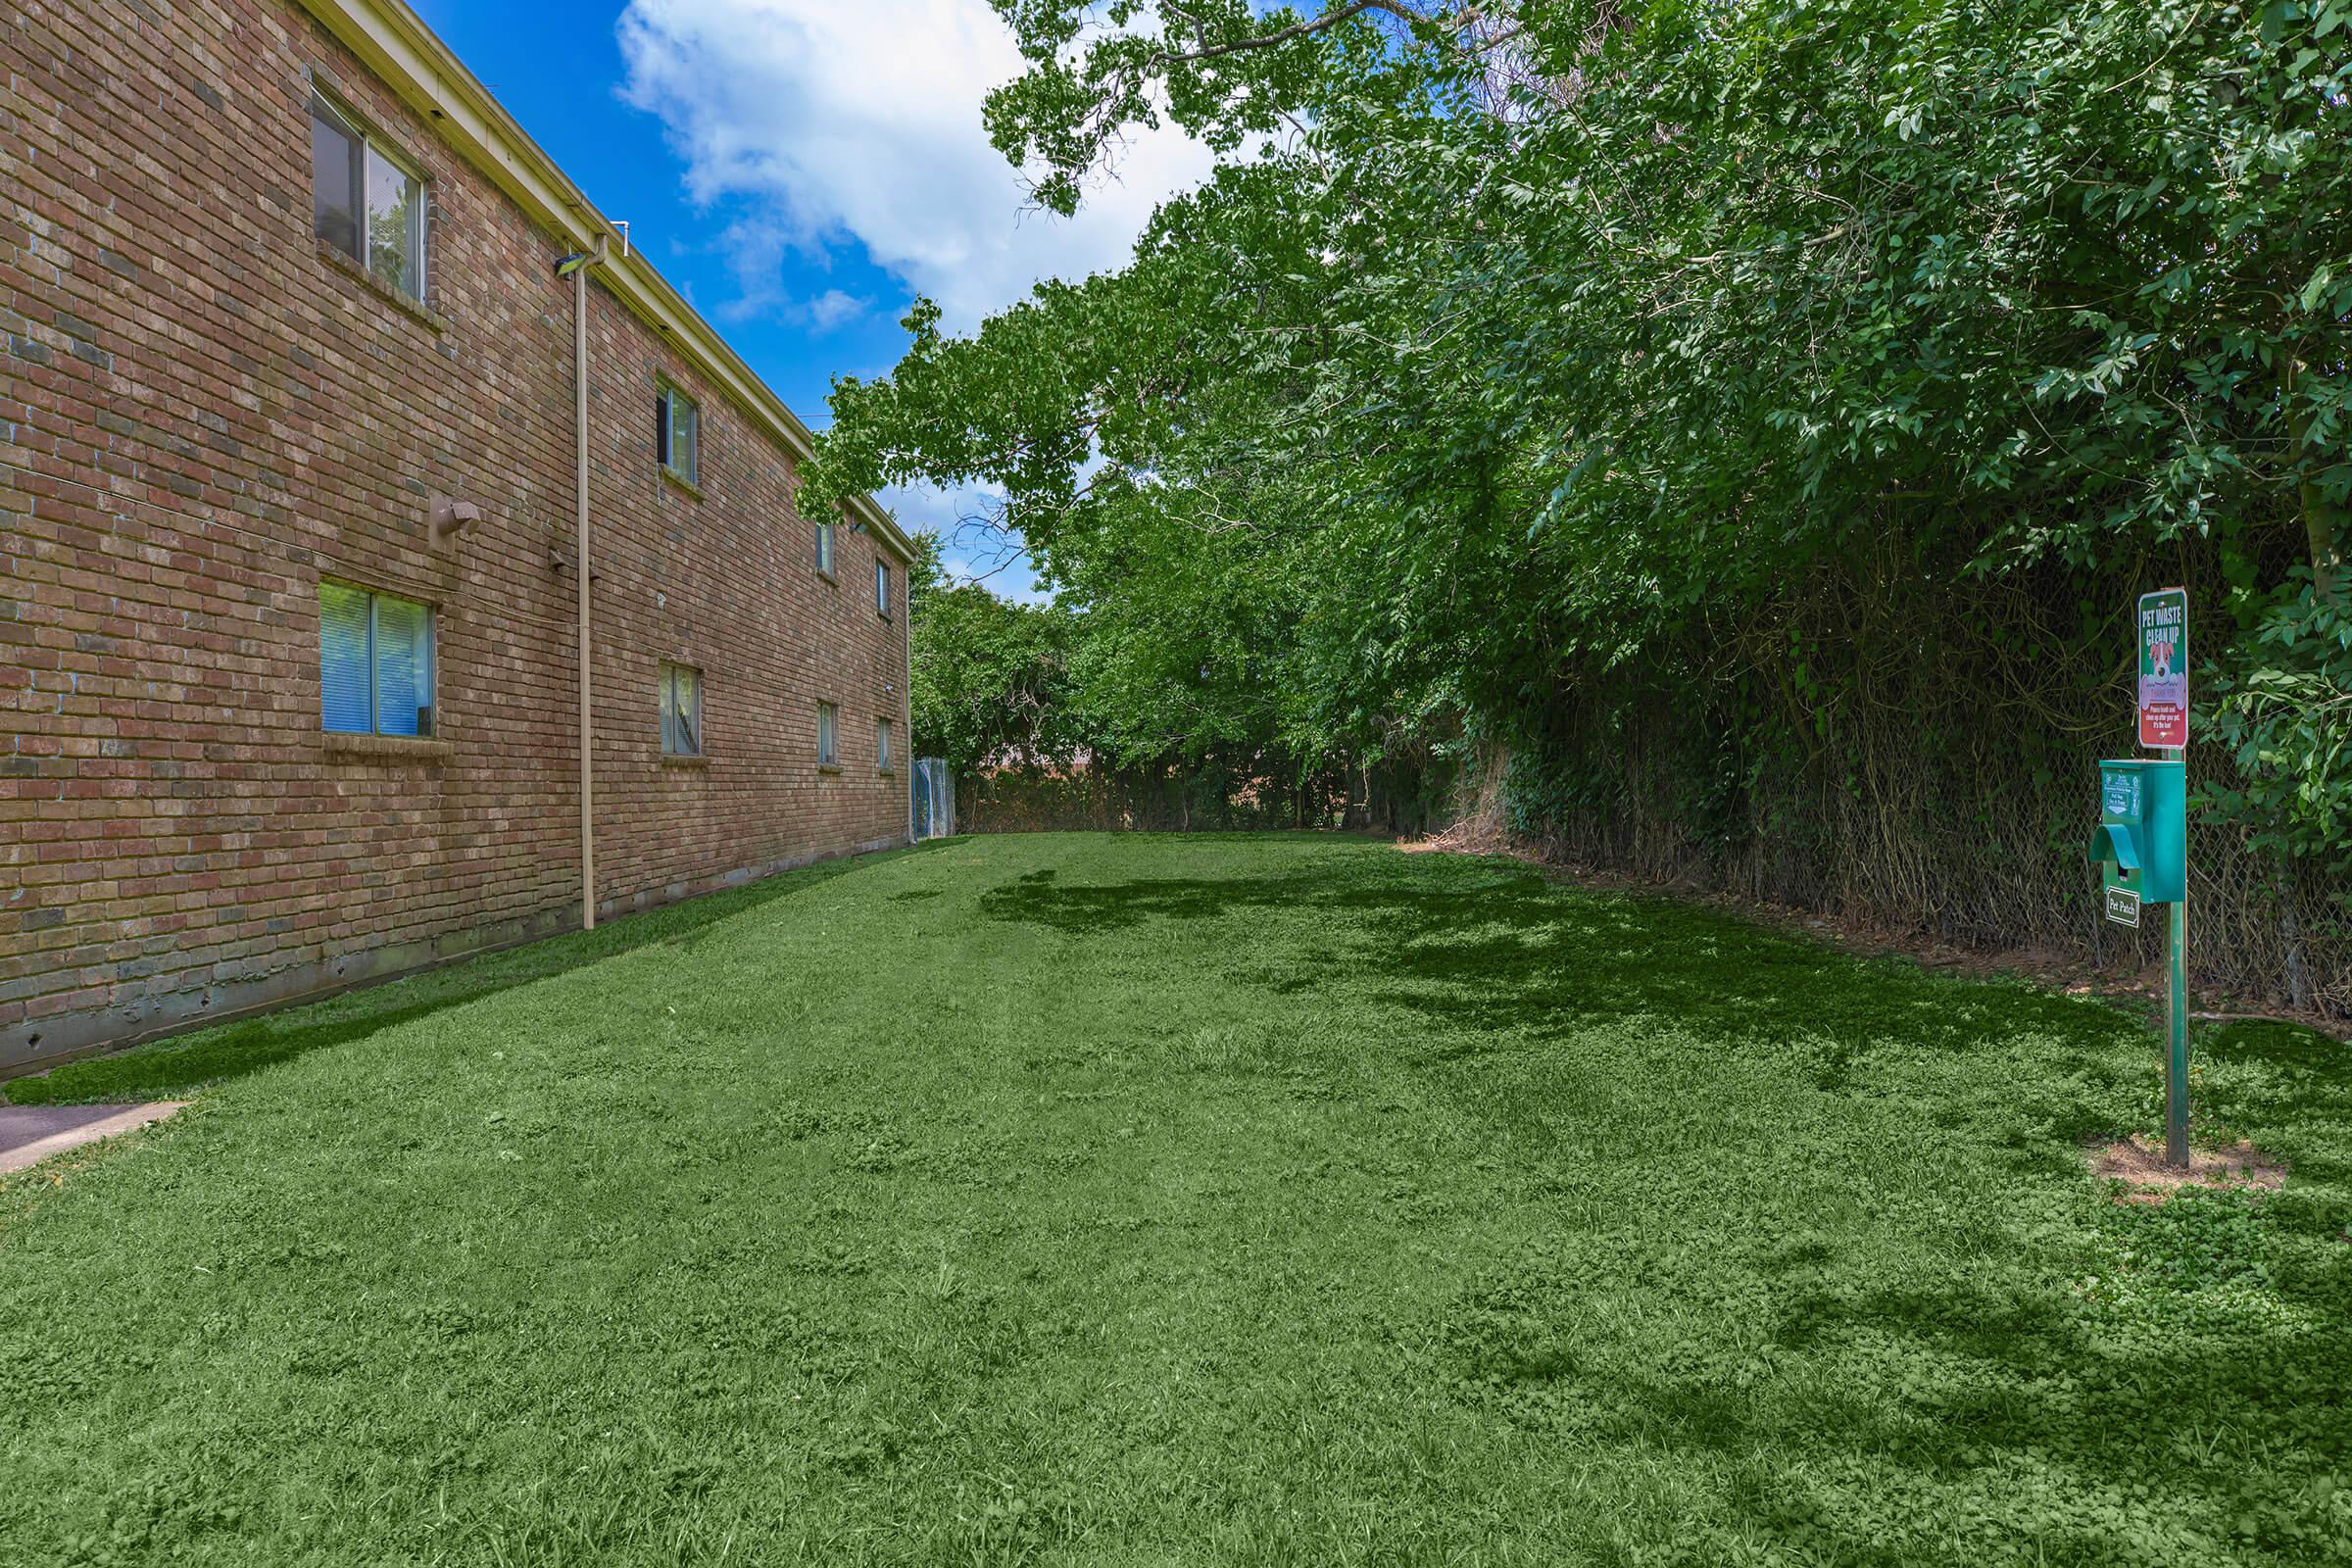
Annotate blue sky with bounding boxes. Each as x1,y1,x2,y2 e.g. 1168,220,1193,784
401,0,1223,592
407,0,903,421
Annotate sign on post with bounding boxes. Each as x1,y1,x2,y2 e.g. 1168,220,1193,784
2137,588,2187,749
2104,588,2190,1167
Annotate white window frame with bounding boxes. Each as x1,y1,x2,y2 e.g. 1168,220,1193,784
876,716,893,773
817,701,838,767
311,95,426,304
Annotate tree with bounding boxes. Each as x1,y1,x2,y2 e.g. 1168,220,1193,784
808,0,2352,1004
906,539,1075,774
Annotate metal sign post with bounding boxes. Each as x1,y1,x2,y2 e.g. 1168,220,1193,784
2168,847,2188,1167
2139,589,2190,1168
2091,590,2192,1167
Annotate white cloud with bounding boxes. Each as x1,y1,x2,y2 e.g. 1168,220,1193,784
804,287,867,332
617,0,1220,329
715,257,866,331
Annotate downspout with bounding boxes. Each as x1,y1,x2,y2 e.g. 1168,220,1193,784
576,248,594,930
905,574,916,843
558,236,609,930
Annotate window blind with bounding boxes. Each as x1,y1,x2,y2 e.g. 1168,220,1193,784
321,582,433,737
320,582,371,734
372,595,432,737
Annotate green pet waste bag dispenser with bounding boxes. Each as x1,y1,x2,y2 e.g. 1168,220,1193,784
2088,758,2185,913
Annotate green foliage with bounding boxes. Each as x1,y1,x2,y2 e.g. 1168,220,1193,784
814,0,2352,998
2206,580,2352,880
904,538,1076,775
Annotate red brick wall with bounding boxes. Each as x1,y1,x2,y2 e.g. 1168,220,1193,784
0,0,912,1071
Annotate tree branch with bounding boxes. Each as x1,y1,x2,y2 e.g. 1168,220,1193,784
1155,0,1430,68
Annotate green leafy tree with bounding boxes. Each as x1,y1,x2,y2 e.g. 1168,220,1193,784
807,0,2352,1004
906,539,1076,775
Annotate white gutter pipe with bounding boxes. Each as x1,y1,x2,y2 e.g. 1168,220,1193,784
576,248,594,930
557,236,608,930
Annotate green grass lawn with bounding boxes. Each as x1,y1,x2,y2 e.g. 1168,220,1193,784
3,833,2348,1566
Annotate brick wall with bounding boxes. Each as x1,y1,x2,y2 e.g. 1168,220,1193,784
0,0,912,1072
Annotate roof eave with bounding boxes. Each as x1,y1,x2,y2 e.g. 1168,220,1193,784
288,0,916,564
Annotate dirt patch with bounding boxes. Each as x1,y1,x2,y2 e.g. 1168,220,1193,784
2086,1135,2288,1204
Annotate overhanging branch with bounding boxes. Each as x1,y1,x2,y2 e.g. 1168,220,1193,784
1154,0,1433,68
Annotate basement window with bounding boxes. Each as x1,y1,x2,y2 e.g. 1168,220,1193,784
814,519,835,577
817,702,838,767
660,662,703,756
320,581,434,737
311,98,425,303
657,383,700,486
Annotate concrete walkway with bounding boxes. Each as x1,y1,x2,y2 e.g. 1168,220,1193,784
0,1102,189,1175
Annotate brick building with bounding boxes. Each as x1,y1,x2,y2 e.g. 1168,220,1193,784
0,0,916,1074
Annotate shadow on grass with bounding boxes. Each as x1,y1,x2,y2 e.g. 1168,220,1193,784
976,860,2138,1069
6,848,926,1106
1508,1266,2352,1556
1420,1082,2352,1561
975,867,1552,934
2196,1018,2352,1198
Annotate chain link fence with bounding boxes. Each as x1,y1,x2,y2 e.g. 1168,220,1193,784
1482,690,2346,1019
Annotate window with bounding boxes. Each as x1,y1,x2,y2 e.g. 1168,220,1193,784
813,519,835,576
311,98,424,303
876,716,893,772
657,384,700,485
660,662,703,756
320,581,434,737
875,560,891,616
817,702,838,767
